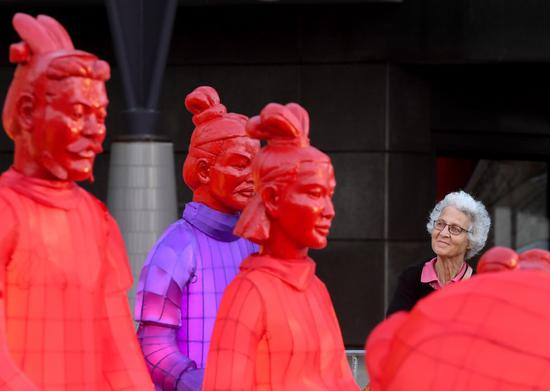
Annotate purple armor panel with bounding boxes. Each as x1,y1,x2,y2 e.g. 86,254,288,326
135,202,257,390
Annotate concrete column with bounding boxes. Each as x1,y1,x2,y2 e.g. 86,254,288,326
346,350,369,389
107,141,178,310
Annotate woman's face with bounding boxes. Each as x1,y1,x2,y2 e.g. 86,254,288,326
431,206,471,260
273,161,336,250
206,136,260,213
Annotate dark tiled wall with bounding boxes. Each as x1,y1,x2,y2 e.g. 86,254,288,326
0,3,436,347
3,0,550,349
161,64,435,346
0,65,435,349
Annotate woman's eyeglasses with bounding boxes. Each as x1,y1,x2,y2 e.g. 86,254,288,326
433,219,470,236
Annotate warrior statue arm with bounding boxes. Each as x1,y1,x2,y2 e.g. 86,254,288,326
202,276,264,391
136,324,202,391
0,197,39,390
134,224,203,390
102,214,154,390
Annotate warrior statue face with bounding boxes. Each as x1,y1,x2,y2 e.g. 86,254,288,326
267,160,335,250
183,86,260,214
202,136,259,213
18,72,108,182
3,13,110,182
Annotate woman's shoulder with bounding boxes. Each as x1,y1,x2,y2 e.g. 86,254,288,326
399,261,429,281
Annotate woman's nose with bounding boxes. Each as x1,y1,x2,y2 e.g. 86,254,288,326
439,224,451,237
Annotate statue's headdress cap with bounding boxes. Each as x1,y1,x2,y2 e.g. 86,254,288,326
10,13,75,64
184,86,248,147
8,13,109,79
246,102,310,148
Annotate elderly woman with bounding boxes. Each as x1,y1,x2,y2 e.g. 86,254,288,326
386,190,491,315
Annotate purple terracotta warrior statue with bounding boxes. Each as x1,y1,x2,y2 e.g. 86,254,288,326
134,86,260,390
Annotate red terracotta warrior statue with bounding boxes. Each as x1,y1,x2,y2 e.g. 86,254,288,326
0,13,153,390
134,86,259,391
477,246,550,273
366,244,550,391
203,102,360,390
365,267,550,391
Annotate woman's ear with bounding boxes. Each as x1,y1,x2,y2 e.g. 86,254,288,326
197,158,210,185
16,93,34,133
262,185,280,218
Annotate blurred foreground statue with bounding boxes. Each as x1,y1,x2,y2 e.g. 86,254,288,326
366,257,550,390
203,102,360,390
134,86,259,390
477,246,550,273
0,13,153,390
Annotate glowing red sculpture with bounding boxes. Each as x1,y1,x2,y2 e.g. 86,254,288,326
203,103,360,390
0,13,153,390
477,246,550,273
366,268,550,391
134,86,259,390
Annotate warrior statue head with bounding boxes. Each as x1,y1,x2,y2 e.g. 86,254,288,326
183,86,260,214
3,13,110,182
235,102,336,258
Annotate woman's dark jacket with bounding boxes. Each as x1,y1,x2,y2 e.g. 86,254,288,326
386,261,474,317
386,263,434,316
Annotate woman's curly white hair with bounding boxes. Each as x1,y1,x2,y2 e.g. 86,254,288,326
427,190,491,259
